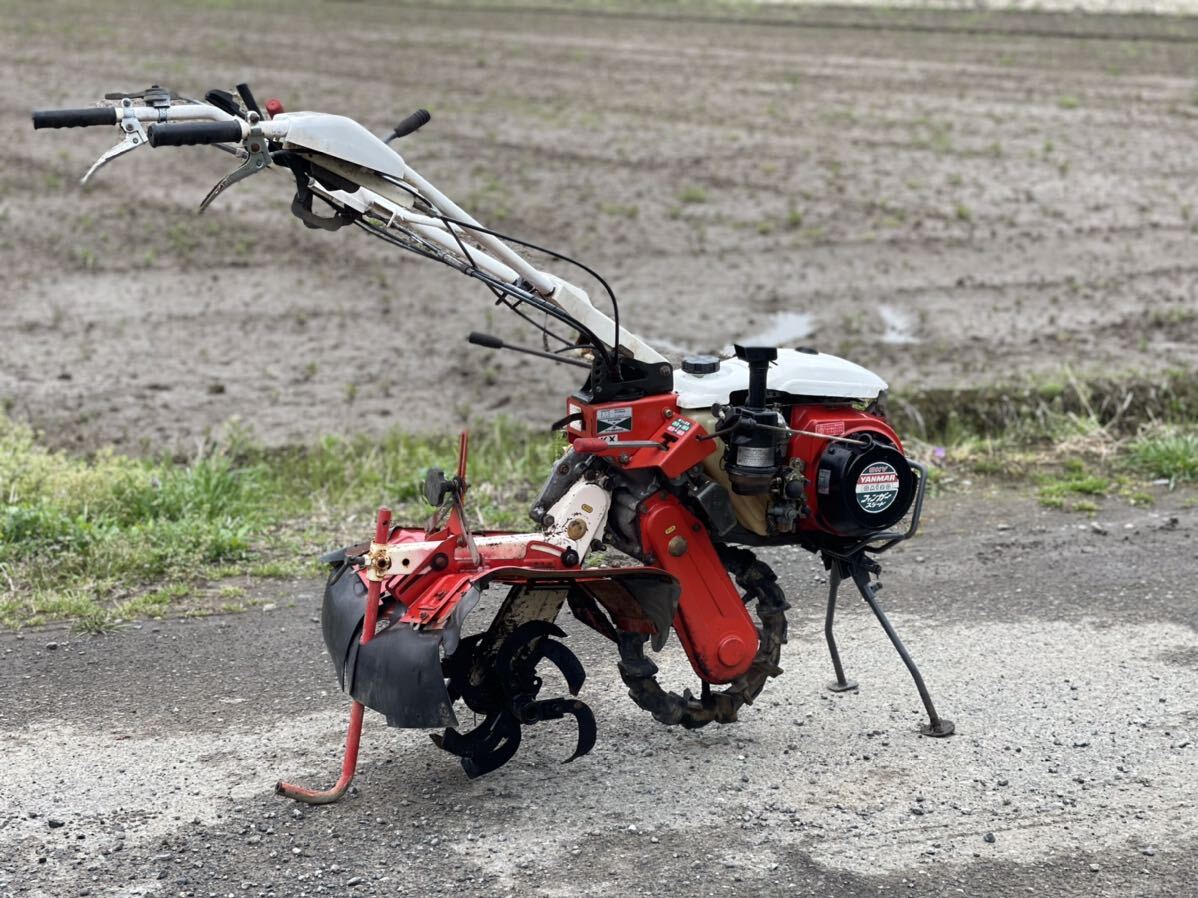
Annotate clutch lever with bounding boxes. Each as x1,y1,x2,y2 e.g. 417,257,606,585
81,98,148,186
198,115,272,212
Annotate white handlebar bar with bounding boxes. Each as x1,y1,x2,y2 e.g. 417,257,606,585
34,94,669,366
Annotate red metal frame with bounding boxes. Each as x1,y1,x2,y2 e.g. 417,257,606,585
567,395,715,479
637,493,758,683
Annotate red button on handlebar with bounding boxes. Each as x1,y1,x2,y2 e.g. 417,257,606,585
265,98,284,119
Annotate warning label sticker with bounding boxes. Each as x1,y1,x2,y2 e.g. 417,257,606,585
855,462,900,514
596,406,633,435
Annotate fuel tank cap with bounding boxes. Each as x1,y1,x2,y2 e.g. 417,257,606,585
681,354,721,376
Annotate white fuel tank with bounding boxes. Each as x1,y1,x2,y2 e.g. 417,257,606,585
674,349,887,409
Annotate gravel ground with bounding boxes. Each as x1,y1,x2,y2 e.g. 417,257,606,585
3,486,1196,897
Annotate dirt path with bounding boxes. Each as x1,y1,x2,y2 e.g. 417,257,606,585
2,2,1197,452
2,485,1196,897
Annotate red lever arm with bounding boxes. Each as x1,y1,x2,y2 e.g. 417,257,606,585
573,438,664,455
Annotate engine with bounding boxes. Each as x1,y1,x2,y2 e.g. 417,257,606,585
706,345,916,547
556,344,918,557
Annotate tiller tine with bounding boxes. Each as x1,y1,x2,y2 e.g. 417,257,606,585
434,618,597,776
433,694,519,777
494,620,568,684
461,723,522,779
433,712,523,780
535,638,587,696
514,696,597,764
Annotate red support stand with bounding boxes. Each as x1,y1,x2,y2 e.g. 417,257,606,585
276,506,392,804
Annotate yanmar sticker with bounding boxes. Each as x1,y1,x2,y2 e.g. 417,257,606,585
596,406,633,435
855,462,900,513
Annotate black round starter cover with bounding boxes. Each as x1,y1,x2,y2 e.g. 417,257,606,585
815,437,915,537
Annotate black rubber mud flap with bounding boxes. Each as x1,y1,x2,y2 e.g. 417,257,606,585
320,561,459,730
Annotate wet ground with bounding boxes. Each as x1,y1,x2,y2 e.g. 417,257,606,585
2,486,1196,898
2,2,1197,452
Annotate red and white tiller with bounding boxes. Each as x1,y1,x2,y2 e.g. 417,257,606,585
33,83,954,802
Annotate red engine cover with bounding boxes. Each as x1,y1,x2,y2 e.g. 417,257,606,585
787,405,904,535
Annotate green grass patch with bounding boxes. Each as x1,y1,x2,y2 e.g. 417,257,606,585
891,370,1198,512
0,414,560,628
891,370,1198,446
1126,428,1198,484
1036,464,1110,510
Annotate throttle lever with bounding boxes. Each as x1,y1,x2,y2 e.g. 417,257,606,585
468,332,590,369
204,89,244,120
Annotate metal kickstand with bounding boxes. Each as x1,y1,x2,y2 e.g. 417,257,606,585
821,551,954,737
276,506,393,803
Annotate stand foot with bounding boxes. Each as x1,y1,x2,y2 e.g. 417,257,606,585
276,700,365,804
921,719,955,738
277,506,392,804
823,560,858,694
846,555,956,739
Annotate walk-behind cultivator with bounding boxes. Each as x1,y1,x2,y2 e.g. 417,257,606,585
34,83,954,800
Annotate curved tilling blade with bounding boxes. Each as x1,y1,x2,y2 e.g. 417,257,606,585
431,712,522,780
434,619,597,775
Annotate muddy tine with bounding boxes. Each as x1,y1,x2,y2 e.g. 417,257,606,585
537,638,587,696
563,699,597,763
433,712,504,758
461,715,522,779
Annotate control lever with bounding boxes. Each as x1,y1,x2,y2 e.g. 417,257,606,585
198,117,270,211
467,332,590,369
204,89,245,119
384,109,431,144
81,97,149,186
103,85,177,104
236,82,262,116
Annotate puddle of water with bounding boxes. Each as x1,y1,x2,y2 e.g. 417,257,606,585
877,304,920,345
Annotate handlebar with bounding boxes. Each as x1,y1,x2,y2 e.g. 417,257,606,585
27,87,649,369
32,107,119,129
147,120,247,147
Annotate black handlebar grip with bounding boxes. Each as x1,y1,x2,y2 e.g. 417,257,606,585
31,107,119,129
468,332,505,350
390,109,431,140
146,120,245,147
